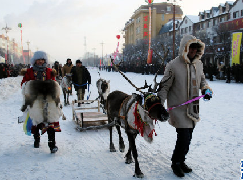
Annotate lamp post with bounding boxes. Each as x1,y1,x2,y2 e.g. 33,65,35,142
166,0,181,59
92,48,96,67
2,24,11,64
100,41,104,65
26,40,30,64
173,3,175,59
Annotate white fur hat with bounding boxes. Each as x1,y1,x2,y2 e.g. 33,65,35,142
30,51,48,65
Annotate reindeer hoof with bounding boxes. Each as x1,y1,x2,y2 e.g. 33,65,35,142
21,105,27,112
110,143,116,152
119,143,125,152
110,148,116,152
133,172,144,178
125,157,133,164
119,148,125,153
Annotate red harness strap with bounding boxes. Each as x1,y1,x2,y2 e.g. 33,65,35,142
147,102,161,113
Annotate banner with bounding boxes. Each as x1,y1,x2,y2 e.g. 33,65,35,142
147,7,152,64
231,32,242,65
147,49,153,64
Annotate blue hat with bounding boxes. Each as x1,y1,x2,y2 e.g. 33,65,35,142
30,51,48,65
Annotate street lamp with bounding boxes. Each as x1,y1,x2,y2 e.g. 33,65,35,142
2,24,12,64
92,48,96,67
166,0,181,59
26,40,30,64
100,41,104,65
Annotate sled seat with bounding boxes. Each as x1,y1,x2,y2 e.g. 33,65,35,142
72,100,108,130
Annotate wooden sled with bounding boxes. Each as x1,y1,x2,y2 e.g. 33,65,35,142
72,100,112,131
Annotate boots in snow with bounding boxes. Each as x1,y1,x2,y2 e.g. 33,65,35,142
180,162,192,173
47,127,58,153
34,134,40,148
48,141,58,153
171,162,185,177
34,139,40,148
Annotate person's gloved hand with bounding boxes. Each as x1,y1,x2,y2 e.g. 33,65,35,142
202,89,212,100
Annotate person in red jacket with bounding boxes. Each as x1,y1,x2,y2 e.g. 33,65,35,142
21,51,60,153
21,52,56,86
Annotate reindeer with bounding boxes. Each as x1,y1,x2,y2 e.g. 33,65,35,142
106,56,169,178
96,72,110,108
60,73,72,106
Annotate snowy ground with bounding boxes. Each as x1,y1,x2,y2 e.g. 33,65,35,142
0,67,242,180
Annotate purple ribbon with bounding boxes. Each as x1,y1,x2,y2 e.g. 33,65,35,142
167,95,205,111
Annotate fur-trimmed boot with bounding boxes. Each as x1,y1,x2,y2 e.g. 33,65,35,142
47,128,58,153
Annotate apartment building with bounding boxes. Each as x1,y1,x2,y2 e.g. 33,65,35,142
157,0,243,65
0,34,28,64
124,2,183,45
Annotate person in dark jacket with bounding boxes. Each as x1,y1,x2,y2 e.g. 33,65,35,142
0,63,4,79
71,60,91,106
208,63,214,81
225,64,231,83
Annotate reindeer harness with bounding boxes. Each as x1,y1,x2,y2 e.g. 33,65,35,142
118,94,158,139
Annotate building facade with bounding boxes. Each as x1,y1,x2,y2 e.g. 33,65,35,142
124,2,183,46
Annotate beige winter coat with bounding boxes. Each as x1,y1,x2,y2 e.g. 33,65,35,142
158,35,212,128
61,64,73,77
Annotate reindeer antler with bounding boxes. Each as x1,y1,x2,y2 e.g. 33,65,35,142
112,59,147,94
152,44,169,92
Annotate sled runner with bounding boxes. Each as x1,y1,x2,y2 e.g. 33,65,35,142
72,99,111,131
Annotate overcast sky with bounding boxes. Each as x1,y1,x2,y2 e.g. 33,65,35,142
0,0,232,64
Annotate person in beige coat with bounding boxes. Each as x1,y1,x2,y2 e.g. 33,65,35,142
62,58,73,93
62,58,73,77
158,35,212,177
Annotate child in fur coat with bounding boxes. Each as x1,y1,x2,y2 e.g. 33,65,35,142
21,51,61,153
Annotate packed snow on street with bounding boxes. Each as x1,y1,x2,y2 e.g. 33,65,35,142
0,67,242,180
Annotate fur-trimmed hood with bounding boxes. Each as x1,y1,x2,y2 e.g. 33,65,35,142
179,34,205,64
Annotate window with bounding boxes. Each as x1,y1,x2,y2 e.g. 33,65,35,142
233,11,239,18
207,13,210,18
222,7,226,13
136,27,140,34
241,10,243,17
181,28,184,34
136,17,140,23
167,6,171,11
189,26,192,32
201,23,204,29
207,21,210,28
213,19,218,26
161,14,164,21
220,17,224,22
185,27,188,33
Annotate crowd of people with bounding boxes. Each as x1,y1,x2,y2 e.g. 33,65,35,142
0,63,26,79
203,62,243,83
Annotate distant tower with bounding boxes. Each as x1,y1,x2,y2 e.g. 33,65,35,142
84,36,87,58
